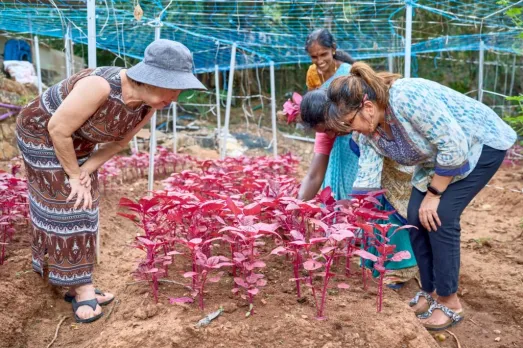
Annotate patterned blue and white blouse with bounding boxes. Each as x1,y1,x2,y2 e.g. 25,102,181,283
353,78,517,192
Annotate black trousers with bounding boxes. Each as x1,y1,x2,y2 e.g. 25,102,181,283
407,146,506,296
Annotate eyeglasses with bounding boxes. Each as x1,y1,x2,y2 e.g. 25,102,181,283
339,108,361,130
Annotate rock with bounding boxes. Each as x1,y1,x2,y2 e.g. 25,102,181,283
494,337,501,342
301,315,308,319
222,302,238,314
435,334,446,342
146,304,159,318
481,204,492,211
133,304,158,320
493,329,501,334
134,307,148,320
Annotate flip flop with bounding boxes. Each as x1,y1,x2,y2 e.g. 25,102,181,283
420,302,464,331
64,288,114,306
409,291,435,316
386,282,406,290
72,298,104,324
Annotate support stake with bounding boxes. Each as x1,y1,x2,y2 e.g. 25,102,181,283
220,43,237,159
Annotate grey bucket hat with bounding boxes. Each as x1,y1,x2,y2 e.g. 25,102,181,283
127,39,206,90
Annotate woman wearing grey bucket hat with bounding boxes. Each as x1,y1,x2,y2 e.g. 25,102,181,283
16,39,205,323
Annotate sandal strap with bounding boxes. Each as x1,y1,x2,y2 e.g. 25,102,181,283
424,301,463,322
409,291,435,307
72,298,99,312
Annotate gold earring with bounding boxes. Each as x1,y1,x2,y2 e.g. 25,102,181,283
333,51,336,55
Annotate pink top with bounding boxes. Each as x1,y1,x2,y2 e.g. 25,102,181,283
314,132,336,155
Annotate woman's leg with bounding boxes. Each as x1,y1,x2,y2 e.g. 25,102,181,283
421,146,506,326
407,188,436,311
30,160,103,321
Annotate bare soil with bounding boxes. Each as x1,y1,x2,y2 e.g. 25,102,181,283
1,141,522,348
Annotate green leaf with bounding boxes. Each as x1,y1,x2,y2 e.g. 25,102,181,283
506,8,522,17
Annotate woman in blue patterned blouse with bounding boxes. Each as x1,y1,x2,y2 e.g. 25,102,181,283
324,62,517,331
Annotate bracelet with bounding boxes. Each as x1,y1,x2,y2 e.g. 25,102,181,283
427,185,444,196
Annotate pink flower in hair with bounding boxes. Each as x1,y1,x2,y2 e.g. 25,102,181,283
282,92,303,124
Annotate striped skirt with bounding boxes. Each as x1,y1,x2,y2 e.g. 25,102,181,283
16,111,99,286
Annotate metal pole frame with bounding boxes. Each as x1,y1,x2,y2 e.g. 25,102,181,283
215,64,222,154
404,4,413,78
478,40,485,103
147,25,161,195
173,102,177,154
34,36,43,95
270,61,278,158
87,0,97,69
220,43,237,159
64,22,72,78
509,54,517,97
87,0,99,263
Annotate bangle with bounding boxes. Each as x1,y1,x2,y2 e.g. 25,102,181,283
427,185,444,196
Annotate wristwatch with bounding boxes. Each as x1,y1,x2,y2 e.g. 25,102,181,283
427,185,444,196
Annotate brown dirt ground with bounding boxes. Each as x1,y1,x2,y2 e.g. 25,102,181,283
1,139,522,348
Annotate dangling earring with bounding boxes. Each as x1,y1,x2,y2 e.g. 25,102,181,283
333,51,336,56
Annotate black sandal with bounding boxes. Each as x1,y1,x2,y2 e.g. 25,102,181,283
72,298,104,323
421,301,464,331
409,291,435,316
65,288,114,306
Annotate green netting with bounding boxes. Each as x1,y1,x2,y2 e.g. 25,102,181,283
0,1,521,72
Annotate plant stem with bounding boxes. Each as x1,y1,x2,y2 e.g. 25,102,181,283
318,252,335,318
230,243,237,277
377,272,384,312
200,274,206,310
192,251,197,289
308,271,320,314
345,243,352,278
152,274,159,303
293,249,301,298
0,228,6,265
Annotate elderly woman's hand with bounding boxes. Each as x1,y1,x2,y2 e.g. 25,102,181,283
67,177,93,210
79,169,92,189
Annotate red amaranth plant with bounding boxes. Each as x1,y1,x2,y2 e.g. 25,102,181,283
353,223,413,312
0,171,29,265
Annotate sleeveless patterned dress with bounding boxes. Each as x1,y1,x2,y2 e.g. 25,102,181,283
16,67,151,286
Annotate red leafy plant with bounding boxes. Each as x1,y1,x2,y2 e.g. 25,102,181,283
182,247,233,310
220,198,279,316
0,171,29,265
353,223,413,312
117,153,409,319
272,218,356,320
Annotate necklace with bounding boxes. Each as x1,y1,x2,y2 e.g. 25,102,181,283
319,62,339,84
